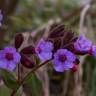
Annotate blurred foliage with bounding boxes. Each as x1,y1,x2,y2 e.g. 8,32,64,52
5,0,81,43
0,85,12,96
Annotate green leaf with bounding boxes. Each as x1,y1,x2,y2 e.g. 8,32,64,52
0,69,19,90
15,86,23,96
23,73,43,96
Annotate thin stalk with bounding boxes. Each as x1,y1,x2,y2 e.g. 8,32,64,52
11,58,52,96
21,58,52,84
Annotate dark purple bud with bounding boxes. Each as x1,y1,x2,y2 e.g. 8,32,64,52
74,51,88,55
21,54,35,68
74,58,80,64
62,31,74,45
65,43,75,52
47,23,77,52
72,37,78,42
20,45,36,54
71,64,78,72
15,33,24,49
52,38,62,52
48,23,64,38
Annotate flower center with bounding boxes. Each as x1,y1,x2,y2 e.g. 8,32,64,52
59,55,67,62
5,53,13,61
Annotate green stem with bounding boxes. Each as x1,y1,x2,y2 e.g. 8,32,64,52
18,63,21,83
10,58,52,96
21,58,52,84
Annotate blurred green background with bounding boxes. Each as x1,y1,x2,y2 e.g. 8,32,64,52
0,0,96,96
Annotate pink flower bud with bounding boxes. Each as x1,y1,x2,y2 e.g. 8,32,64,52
71,64,78,72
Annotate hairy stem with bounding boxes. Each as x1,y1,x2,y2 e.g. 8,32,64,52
11,58,52,96
21,58,52,84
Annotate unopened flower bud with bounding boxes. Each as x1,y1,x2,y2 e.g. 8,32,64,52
47,23,77,52
74,58,80,64
21,54,35,68
71,64,78,72
15,33,24,49
21,45,36,54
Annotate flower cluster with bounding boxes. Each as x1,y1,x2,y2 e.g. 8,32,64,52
0,33,35,71
0,23,96,73
35,24,96,72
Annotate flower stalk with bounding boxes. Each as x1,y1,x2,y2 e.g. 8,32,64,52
11,58,52,96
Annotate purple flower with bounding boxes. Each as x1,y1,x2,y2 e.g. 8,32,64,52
35,39,53,62
0,47,21,71
74,35,92,52
0,10,3,26
53,49,76,72
90,45,96,57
